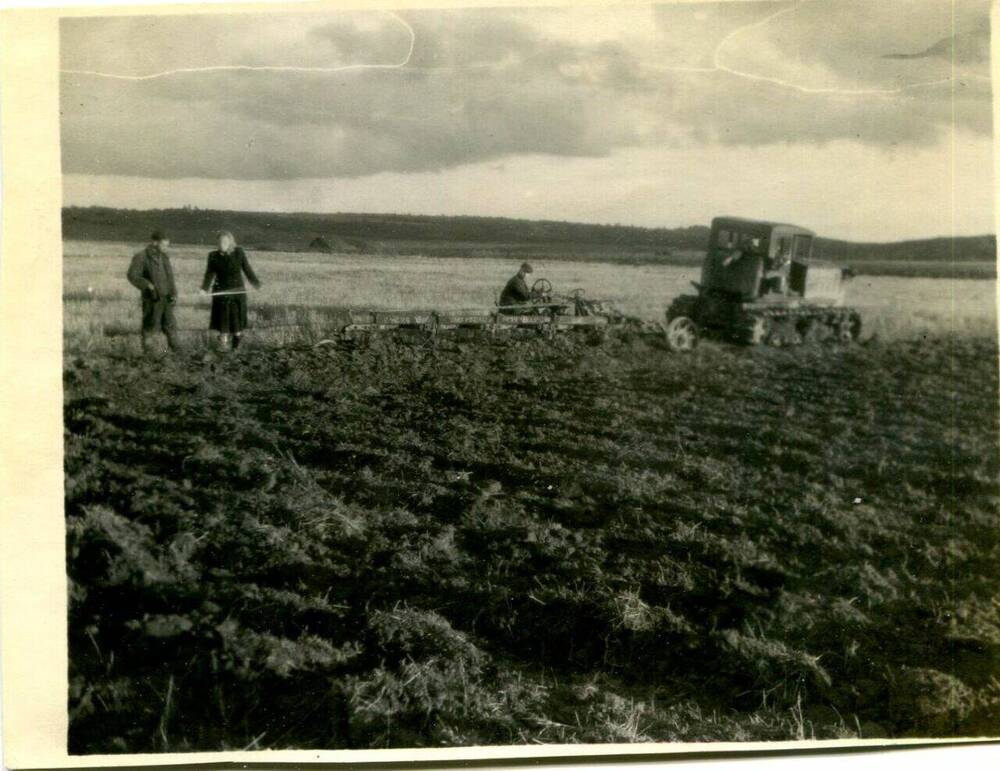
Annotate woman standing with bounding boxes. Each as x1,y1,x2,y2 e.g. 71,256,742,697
200,231,262,350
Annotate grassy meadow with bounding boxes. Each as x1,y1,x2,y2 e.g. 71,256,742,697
63,238,1000,751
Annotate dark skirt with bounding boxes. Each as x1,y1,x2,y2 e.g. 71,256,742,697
209,295,249,333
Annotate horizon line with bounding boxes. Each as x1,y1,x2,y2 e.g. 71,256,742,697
60,204,997,246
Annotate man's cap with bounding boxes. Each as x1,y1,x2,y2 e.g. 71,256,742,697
520,262,533,274
150,230,167,242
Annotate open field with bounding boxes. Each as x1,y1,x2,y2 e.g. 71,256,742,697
64,240,1000,751
847,261,995,280
63,241,997,353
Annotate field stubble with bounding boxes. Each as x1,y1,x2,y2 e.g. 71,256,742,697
64,241,1000,751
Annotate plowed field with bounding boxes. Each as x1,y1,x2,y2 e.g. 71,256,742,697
65,330,1000,752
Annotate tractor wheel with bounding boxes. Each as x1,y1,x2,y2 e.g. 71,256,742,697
837,313,861,343
798,318,828,344
847,312,863,341
586,326,609,346
746,316,771,346
665,316,698,352
767,317,800,346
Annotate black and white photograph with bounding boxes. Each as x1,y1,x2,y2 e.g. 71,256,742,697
46,0,1000,756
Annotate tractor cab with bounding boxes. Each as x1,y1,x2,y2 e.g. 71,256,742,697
700,216,849,307
702,217,814,302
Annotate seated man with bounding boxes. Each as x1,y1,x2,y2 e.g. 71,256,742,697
761,250,789,295
721,238,748,268
498,262,535,313
720,247,742,269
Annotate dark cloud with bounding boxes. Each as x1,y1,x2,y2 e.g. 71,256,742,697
306,19,410,62
660,67,992,150
404,9,539,68
883,27,990,65
59,2,993,181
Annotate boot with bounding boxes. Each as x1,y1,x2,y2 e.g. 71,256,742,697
141,333,154,355
166,331,182,353
232,334,242,350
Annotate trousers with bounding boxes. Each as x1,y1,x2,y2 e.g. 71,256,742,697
141,298,180,351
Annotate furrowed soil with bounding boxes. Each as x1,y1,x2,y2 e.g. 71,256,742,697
65,333,1000,752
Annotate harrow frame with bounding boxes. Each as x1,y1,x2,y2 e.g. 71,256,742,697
338,304,615,341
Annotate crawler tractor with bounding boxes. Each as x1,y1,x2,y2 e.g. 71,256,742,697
664,216,861,351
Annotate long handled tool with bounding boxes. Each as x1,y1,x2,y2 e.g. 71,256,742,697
101,289,255,337
187,289,248,298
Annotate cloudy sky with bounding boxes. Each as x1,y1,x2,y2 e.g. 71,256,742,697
60,0,994,241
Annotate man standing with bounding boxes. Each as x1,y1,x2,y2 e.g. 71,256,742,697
761,239,789,296
499,262,535,312
126,230,180,353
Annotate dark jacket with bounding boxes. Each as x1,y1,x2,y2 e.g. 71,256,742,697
201,247,261,292
127,245,177,298
202,247,261,334
499,274,532,306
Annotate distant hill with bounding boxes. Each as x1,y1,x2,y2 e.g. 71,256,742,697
62,206,995,265
812,235,997,263
61,207,708,259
